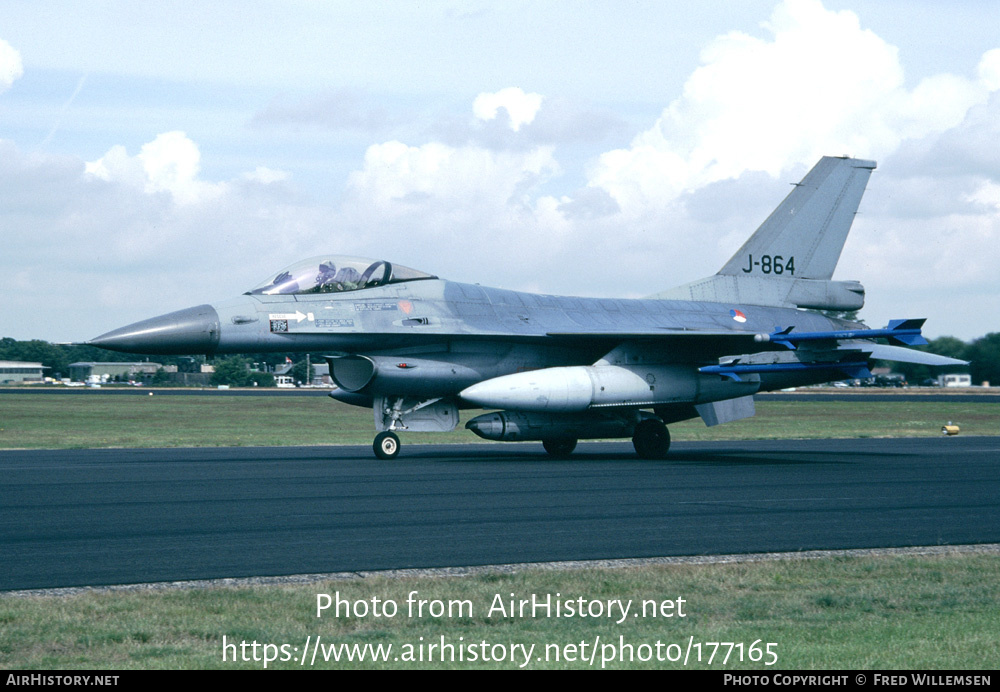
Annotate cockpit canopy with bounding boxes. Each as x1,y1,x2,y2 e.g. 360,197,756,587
247,255,437,295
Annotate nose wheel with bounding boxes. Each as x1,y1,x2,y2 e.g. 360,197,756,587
374,431,401,460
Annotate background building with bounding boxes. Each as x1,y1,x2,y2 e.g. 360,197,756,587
68,362,163,383
0,360,47,384
938,373,972,387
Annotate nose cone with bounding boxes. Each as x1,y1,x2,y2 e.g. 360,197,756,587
89,304,221,354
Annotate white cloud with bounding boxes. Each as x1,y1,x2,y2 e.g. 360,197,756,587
841,190,1000,335
329,2,1000,339
0,38,23,93
587,0,999,215
835,95,1000,336
978,49,1000,91
250,88,392,133
243,166,290,184
0,133,323,340
85,131,226,205
4,3,1000,343
967,180,1000,211
337,8,1000,331
473,87,544,131
346,139,559,209
339,137,579,283
85,132,292,204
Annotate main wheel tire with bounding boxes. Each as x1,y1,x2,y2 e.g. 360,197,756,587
632,420,670,459
373,431,400,460
542,438,578,458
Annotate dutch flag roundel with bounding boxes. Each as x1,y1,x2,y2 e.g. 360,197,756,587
730,309,747,323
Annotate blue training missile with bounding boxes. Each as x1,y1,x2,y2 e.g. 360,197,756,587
754,319,927,350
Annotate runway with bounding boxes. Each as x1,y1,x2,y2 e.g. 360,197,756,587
2,437,999,591
4,386,1000,403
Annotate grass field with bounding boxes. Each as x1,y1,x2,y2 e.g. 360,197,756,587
0,392,997,449
2,391,997,670
2,552,998,669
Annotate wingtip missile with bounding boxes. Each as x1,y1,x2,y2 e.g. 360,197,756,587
755,319,929,350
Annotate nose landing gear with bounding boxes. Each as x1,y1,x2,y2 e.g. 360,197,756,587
373,431,400,460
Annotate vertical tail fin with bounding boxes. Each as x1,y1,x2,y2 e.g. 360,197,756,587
651,156,875,310
718,156,876,280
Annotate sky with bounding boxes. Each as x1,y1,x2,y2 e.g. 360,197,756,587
2,0,999,343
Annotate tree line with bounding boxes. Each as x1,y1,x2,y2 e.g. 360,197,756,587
0,338,325,387
2,332,997,387
884,333,998,386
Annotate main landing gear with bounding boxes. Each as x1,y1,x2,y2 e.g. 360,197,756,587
540,418,671,459
632,419,671,459
542,438,578,458
370,417,671,460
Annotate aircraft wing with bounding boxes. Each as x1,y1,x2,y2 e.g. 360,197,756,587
545,328,758,339
544,328,762,359
547,321,968,371
545,318,929,344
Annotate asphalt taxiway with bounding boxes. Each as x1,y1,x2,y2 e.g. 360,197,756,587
2,437,998,591
3,387,999,404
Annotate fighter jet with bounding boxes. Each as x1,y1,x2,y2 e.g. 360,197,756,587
89,156,966,459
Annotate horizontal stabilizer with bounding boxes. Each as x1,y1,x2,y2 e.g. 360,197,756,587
861,344,969,368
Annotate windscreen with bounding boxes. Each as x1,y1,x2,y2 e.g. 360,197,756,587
247,256,437,295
